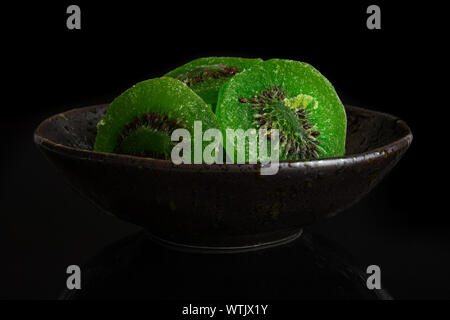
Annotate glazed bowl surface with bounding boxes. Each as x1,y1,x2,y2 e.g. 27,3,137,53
34,104,412,248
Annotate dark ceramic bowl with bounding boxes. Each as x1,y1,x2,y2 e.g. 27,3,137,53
34,104,412,250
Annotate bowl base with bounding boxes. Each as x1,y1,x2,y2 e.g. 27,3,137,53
146,229,303,254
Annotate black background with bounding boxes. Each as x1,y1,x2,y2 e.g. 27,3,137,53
1,1,446,300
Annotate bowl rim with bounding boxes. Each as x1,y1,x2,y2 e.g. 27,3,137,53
34,104,413,172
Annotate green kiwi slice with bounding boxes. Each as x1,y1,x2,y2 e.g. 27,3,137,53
216,59,347,162
165,57,263,111
94,77,220,160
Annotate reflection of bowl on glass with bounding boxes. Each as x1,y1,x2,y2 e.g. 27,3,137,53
34,104,412,249
59,230,393,300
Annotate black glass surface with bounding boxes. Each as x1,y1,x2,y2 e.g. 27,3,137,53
60,231,391,300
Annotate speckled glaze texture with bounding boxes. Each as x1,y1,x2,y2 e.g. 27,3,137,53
34,104,412,247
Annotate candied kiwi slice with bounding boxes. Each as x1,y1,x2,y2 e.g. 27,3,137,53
216,59,347,162
165,57,263,111
94,77,220,160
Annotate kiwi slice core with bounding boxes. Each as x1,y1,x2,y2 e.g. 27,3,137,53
165,57,263,111
174,64,241,87
115,112,184,159
246,86,323,160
